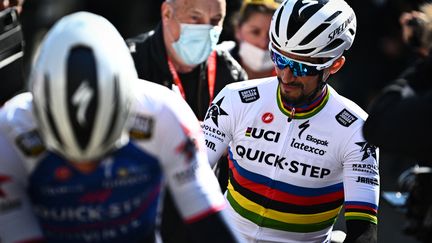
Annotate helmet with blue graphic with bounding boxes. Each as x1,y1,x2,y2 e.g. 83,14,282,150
269,0,356,66
29,12,137,162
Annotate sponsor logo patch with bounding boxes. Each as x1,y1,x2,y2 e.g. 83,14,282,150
129,115,154,140
54,166,73,182
235,145,331,178
355,141,378,161
245,127,280,143
205,139,216,152
204,97,228,127
239,87,260,103
290,138,327,155
15,130,45,157
356,176,379,186
352,163,379,175
261,112,274,123
0,175,11,198
298,120,310,139
0,175,22,213
335,109,358,127
176,137,198,163
0,198,22,212
201,124,226,142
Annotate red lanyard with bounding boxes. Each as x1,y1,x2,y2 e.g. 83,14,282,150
167,51,217,105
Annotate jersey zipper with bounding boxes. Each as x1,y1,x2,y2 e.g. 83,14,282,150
257,107,296,237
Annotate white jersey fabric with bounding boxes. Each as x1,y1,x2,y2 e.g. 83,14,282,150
0,80,226,243
202,77,380,243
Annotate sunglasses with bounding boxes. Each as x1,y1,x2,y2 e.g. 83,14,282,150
269,47,331,77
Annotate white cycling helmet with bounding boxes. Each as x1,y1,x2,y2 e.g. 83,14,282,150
269,0,356,64
29,12,137,162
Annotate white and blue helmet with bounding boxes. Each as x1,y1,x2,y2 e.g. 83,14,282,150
29,12,137,162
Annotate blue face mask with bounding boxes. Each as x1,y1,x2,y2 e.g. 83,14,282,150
172,24,222,66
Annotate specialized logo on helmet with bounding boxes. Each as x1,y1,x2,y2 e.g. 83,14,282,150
72,80,94,126
328,13,355,42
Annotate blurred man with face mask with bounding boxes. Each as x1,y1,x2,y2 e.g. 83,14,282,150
126,1,247,242
127,0,247,121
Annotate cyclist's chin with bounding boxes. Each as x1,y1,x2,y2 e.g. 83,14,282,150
280,85,301,98
281,91,307,105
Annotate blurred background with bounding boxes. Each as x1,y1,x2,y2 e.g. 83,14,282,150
3,0,430,242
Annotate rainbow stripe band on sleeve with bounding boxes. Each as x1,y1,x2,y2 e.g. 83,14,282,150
344,201,378,224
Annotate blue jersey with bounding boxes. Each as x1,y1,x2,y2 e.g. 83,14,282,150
0,81,226,243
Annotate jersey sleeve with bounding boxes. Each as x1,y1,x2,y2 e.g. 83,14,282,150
154,95,227,223
341,126,380,225
0,127,44,242
201,86,234,167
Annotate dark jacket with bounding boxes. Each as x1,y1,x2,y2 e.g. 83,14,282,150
126,24,247,120
126,24,247,243
363,55,432,162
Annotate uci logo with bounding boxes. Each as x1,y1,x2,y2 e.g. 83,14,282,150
245,127,280,143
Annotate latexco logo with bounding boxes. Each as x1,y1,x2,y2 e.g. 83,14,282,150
290,138,326,155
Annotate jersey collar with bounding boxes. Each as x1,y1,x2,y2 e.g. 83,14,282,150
276,84,330,119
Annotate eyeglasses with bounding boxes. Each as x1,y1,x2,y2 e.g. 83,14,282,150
269,47,331,77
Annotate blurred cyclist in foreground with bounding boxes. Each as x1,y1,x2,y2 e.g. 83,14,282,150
0,11,243,243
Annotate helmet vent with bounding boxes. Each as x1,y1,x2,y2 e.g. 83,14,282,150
325,11,342,22
291,48,315,55
102,75,120,148
299,23,330,46
286,0,326,41
320,38,344,53
274,5,284,38
67,46,98,150
271,33,281,48
43,74,64,147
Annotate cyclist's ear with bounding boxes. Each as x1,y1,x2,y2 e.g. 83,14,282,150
329,56,346,74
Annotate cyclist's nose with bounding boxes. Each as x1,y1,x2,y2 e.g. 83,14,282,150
277,66,296,83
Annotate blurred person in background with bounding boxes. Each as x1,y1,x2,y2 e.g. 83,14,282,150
126,0,247,121
0,11,243,243
219,0,243,42
0,0,25,105
230,0,279,79
363,2,432,162
126,1,247,242
363,5,432,242
0,0,24,13
18,0,163,83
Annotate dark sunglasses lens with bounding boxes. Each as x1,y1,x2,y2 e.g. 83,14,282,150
270,50,320,77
